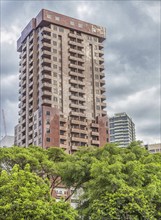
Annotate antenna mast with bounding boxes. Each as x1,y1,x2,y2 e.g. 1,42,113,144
2,109,7,136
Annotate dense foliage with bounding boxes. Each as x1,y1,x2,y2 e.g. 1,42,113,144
0,142,161,220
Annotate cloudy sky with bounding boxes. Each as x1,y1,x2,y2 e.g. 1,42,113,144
0,0,160,144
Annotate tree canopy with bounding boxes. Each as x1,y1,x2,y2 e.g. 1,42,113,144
0,142,161,220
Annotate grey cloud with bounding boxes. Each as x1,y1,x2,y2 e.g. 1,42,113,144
0,1,160,143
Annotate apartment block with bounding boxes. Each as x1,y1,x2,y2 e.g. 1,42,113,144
14,9,109,152
109,112,135,147
145,143,161,154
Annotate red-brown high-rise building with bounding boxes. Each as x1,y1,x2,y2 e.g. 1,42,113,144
14,9,109,152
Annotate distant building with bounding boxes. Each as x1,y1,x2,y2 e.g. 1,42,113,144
145,143,161,154
109,112,135,147
0,135,14,148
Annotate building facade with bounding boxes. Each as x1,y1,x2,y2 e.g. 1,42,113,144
109,112,135,147
14,9,109,152
145,143,161,154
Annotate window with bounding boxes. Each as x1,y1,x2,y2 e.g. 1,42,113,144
96,106,100,110
78,23,83,28
47,14,52,19
53,41,57,46
95,67,98,72
53,96,58,102
55,16,60,21
53,49,57,53
95,82,99,87
53,25,57,31
59,27,64,32
53,80,57,85
53,64,57,69
46,119,50,125
54,88,58,93
46,111,50,116
46,137,50,142
70,21,75,26
46,128,50,134
53,72,57,77
53,33,57,38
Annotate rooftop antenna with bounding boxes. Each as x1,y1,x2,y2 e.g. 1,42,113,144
2,109,7,137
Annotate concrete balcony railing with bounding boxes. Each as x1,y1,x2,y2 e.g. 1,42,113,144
69,48,84,55
91,131,99,136
42,90,52,97
42,98,52,105
69,40,84,48
70,87,85,94
69,71,85,79
69,55,85,63
69,63,85,71
41,82,52,89
60,125,67,131
91,139,100,145
60,134,67,140
69,79,85,86
71,119,86,126
71,136,88,143
91,123,99,128
70,95,85,102
71,128,87,134
70,111,86,117
60,143,68,149
68,32,83,40
70,103,86,110
41,74,52,81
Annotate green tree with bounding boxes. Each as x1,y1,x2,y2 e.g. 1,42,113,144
0,164,77,220
76,143,161,219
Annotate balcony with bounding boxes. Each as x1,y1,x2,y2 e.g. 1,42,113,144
100,79,105,85
91,140,100,145
41,42,51,51
41,26,51,33
41,66,51,73
70,79,85,86
29,81,33,88
100,87,106,93
71,119,86,126
70,103,86,110
42,50,52,57
91,123,99,128
70,87,85,94
69,63,85,71
60,143,68,149
71,136,88,143
70,111,86,117
42,98,52,105
69,40,84,48
70,95,85,102
91,131,99,136
42,90,52,97
69,55,84,63
41,74,52,82
100,65,105,71
60,125,67,131
71,128,87,134
68,32,83,40
69,48,84,55
41,58,51,65
41,82,52,89
60,134,67,140
29,65,33,72
100,72,105,78
101,94,106,101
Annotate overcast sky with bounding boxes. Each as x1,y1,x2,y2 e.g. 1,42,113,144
0,0,160,144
